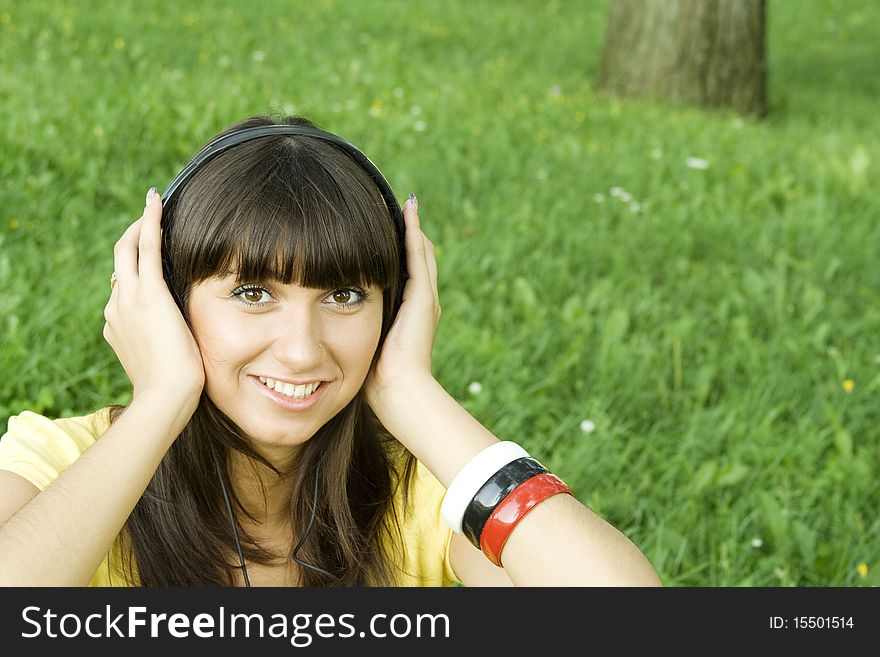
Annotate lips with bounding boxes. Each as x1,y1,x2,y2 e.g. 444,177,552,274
251,375,328,412
258,376,321,399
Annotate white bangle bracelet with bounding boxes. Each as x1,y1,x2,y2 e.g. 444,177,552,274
440,441,530,534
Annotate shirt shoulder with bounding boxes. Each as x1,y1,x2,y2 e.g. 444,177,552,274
0,407,112,491
390,457,461,586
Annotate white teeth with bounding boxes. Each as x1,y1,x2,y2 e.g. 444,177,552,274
258,377,321,399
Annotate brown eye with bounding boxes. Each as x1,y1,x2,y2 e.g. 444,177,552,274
324,287,366,309
232,285,271,305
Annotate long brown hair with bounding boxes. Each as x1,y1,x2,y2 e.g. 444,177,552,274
113,115,415,586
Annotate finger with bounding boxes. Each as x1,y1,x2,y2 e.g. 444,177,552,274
102,297,118,343
113,215,144,282
138,187,164,281
402,196,437,312
423,235,440,311
403,195,429,287
107,275,120,304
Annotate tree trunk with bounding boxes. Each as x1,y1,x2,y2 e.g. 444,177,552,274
597,0,767,117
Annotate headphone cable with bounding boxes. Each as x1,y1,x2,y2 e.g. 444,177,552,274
291,470,340,582
216,459,250,587
216,461,340,586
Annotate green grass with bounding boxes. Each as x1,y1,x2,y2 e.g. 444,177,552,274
1,0,878,586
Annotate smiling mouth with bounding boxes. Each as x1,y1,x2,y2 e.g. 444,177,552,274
258,377,322,399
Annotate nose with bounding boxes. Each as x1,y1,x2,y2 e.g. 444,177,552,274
269,306,325,373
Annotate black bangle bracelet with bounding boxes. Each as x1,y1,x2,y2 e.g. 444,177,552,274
461,456,548,548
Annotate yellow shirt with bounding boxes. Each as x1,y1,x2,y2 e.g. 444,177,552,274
0,408,460,587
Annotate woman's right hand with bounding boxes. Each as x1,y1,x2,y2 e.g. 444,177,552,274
102,188,205,410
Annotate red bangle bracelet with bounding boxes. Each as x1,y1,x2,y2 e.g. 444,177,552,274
479,473,573,567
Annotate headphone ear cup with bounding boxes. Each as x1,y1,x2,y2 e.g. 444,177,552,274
158,200,186,313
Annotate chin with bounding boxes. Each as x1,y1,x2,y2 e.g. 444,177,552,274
243,420,319,447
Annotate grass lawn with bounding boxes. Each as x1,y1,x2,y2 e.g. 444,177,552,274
0,0,877,586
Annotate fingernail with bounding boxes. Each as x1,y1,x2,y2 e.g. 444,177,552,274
409,193,418,210
145,187,157,206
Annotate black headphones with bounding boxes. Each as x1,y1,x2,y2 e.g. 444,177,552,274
160,123,408,307
162,124,407,587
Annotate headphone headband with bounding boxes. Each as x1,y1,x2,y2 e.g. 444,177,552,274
162,124,403,229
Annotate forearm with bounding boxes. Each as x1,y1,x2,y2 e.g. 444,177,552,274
499,493,662,586
0,392,195,586
372,374,498,488
374,374,661,586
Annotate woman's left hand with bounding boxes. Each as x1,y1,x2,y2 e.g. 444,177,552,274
365,195,441,413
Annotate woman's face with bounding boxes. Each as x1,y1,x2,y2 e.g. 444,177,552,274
187,274,383,459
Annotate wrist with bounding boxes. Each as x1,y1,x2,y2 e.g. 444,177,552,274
367,371,438,431
368,373,498,488
129,387,201,437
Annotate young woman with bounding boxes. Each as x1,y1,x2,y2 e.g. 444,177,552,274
0,115,661,587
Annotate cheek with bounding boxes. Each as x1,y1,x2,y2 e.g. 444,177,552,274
332,316,383,381
189,316,255,384
196,329,235,367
